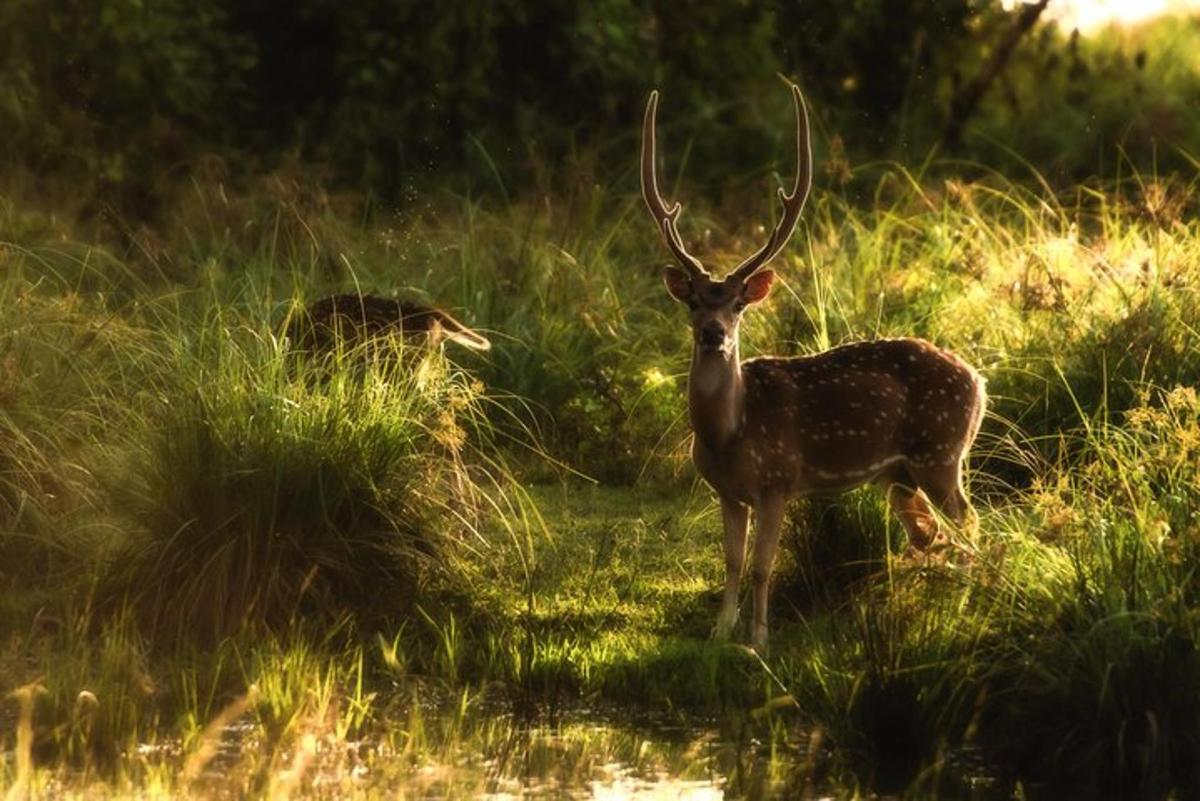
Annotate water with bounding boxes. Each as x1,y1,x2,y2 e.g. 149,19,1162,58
177,705,814,799
374,725,800,798
160,704,1012,798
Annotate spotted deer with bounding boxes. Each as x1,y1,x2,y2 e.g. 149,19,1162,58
288,294,491,507
642,83,986,651
291,294,491,354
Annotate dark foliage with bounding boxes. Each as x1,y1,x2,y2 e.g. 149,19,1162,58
9,0,1185,208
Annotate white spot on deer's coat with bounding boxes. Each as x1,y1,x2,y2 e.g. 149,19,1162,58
815,467,852,480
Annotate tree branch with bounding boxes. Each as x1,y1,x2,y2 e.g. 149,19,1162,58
943,0,1052,147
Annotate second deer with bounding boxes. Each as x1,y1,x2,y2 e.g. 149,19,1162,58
290,294,491,355
642,82,986,652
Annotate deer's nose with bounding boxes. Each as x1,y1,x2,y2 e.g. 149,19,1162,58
699,321,726,348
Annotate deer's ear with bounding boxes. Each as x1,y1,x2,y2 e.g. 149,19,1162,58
662,267,693,303
741,270,775,304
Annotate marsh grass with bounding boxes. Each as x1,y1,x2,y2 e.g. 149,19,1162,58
100,320,493,641
4,156,1200,796
767,385,1200,796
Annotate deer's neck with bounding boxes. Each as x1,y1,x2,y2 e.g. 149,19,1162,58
688,343,744,447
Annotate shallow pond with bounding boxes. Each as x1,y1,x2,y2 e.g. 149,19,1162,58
185,704,1009,799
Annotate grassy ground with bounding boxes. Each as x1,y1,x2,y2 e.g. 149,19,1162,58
3,159,1200,797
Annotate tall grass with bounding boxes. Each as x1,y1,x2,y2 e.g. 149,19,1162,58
101,324,494,641
4,155,1200,795
771,384,1200,795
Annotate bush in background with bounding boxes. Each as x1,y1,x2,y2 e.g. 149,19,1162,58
6,1,1197,209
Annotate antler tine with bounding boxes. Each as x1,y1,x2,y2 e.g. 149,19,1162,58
729,83,813,282
641,90,707,278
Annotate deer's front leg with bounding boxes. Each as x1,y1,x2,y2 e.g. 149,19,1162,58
713,498,749,640
750,495,786,653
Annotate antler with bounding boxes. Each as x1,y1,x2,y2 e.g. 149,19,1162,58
728,83,813,282
641,90,707,278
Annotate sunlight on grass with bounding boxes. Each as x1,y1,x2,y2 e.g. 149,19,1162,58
3,155,1200,796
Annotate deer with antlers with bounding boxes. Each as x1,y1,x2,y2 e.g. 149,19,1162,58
643,83,986,652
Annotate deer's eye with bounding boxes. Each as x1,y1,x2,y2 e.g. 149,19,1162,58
733,300,747,313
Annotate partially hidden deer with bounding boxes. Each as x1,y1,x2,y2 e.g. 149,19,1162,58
642,83,986,652
288,294,491,508
290,294,491,354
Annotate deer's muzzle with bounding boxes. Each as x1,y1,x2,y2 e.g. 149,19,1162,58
698,321,727,350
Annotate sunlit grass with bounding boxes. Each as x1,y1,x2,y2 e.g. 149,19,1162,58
3,158,1200,796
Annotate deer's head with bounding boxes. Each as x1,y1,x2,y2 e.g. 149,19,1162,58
661,269,775,357
642,84,812,359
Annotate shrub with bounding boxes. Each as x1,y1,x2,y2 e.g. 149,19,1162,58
102,321,492,642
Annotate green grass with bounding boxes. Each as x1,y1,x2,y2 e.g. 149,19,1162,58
3,156,1200,797
100,322,492,642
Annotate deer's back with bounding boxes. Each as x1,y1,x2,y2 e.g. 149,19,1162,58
734,338,984,492
291,294,441,351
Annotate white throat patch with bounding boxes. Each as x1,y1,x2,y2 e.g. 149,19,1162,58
691,351,734,396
